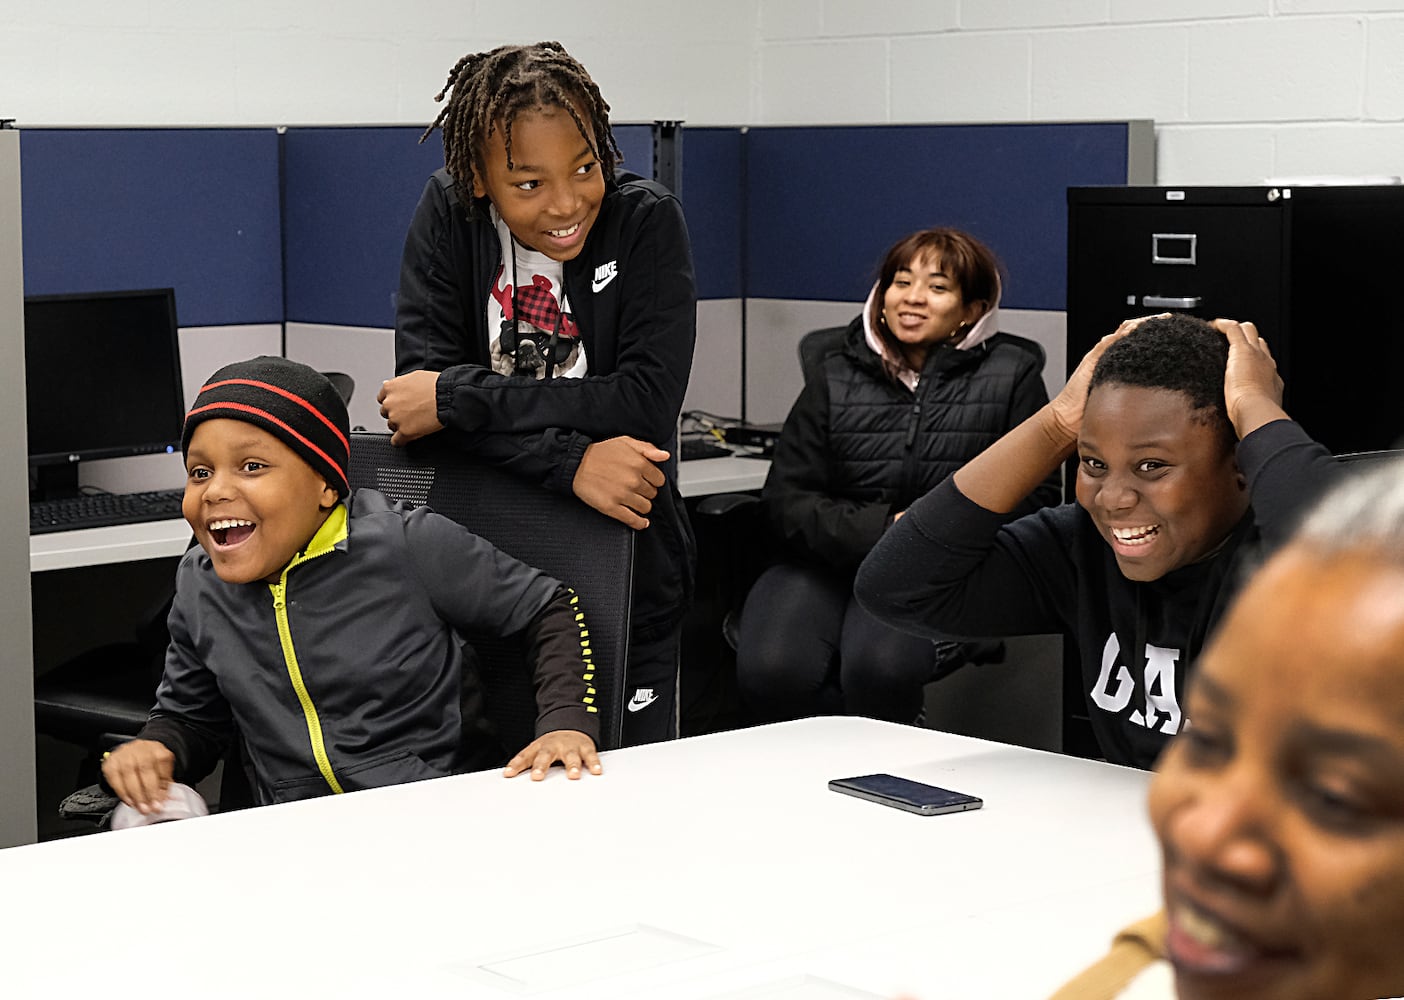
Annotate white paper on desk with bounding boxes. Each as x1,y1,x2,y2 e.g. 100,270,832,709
702,974,887,999
458,923,718,994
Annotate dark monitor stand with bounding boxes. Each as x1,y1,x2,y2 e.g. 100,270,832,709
29,463,84,504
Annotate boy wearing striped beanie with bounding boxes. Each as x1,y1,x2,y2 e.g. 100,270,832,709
102,357,601,816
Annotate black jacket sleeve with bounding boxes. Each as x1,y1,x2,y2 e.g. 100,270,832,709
1236,417,1343,547
521,586,603,741
396,175,482,375
855,477,1076,641
433,192,697,447
408,508,600,744
440,427,591,496
135,589,234,785
763,374,892,573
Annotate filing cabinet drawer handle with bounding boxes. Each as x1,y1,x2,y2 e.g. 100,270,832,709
1141,295,1202,309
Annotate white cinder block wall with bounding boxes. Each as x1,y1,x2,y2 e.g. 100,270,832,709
0,1,757,126
3,0,1400,422
757,0,1404,184
3,1,1400,183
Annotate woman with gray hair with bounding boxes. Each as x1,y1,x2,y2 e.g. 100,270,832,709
1051,458,1404,1000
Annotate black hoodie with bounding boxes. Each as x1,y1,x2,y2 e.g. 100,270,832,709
395,168,697,635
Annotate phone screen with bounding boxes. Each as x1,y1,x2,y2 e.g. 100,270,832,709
828,773,983,816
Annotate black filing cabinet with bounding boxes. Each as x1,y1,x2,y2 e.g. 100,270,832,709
1068,184,1404,455
1062,184,1404,758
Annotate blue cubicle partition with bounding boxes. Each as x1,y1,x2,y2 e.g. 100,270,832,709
737,123,1139,311
18,121,1135,321
675,127,745,302
19,128,283,327
281,126,441,330
280,123,658,330
613,124,655,184
18,123,657,333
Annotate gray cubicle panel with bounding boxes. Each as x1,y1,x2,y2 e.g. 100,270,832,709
1,127,37,848
680,121,1154,424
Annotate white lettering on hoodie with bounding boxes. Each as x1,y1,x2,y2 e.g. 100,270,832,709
1091,632,1184,735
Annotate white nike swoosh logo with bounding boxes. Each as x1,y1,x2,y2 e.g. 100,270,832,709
592,272,616,293
626,693,659,712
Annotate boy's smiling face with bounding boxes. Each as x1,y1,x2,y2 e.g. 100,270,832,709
1076,383,1248,582
471,104,606,262
183,419,337,584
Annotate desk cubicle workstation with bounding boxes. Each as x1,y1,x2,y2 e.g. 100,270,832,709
12,118,1150,849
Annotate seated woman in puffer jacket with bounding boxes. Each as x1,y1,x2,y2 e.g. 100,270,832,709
735,227,1059,725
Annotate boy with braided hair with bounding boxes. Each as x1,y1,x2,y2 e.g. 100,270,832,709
378,41,696,745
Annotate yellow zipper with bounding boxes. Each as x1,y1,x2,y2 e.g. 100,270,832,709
269,505,349,795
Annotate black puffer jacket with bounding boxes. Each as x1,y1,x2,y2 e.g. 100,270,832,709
764,317,1060,574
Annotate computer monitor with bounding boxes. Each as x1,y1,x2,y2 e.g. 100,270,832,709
24,288,185,501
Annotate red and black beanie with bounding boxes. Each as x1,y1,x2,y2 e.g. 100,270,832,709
182,356,350,497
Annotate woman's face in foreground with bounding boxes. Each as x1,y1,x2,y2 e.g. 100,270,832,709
1149,545,1404,1000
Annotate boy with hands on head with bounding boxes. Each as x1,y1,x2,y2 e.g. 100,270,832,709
103,356,601,818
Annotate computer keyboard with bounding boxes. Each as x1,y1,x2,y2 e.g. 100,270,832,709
679,436,734,462
30,488,186,534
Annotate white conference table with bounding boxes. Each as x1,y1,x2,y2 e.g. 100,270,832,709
0,718,1158,999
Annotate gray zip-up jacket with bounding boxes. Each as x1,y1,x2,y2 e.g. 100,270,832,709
138,489,598,805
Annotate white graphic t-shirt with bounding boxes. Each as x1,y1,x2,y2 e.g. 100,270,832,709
486,207,588,380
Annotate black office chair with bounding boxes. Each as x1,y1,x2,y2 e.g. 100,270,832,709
1334,448,1404,473
796,325,847,384
347,431,632,751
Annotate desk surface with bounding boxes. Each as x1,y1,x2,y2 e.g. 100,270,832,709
29,518,192,573
0,718,1157,999
678,453,769,497
30,457,770,572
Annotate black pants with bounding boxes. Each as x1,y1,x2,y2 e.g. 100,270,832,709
735,562,959,724
619,621,681,746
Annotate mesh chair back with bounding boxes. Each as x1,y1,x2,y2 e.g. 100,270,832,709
347,432,631,750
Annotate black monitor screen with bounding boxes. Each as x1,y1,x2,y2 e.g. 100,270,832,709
24,288,185,467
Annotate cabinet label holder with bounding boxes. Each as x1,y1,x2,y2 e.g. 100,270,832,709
1152,233,1197,265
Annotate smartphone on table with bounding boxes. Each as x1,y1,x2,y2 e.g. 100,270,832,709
828,773,983,816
